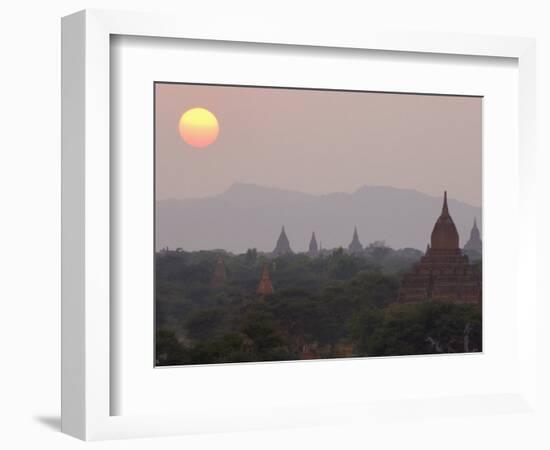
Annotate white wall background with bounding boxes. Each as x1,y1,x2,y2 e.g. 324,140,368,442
0,1,548,449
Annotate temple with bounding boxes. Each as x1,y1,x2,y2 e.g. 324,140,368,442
210,256,227,288
397,192,481,304
272,226,293,256
308,232,319,257
257,262,274,297
463,218,482,260
348,227,363,254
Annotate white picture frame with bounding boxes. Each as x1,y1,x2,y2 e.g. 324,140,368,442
61,9,537,441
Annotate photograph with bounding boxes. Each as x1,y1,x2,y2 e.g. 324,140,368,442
154,83,483,366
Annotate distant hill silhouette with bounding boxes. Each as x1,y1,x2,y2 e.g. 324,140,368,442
156,183,482,253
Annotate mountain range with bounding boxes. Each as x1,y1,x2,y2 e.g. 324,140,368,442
156,183,482,253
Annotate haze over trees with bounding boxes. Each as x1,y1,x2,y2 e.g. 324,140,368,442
155,245,482,366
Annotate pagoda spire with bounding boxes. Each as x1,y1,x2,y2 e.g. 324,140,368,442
442,190,449,215
463,216,482,255
430,191,459,250
272,225,293,256
348,226,363,254
308,232,319,257
257,262,274,297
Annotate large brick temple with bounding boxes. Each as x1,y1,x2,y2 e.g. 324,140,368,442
397,192,482,304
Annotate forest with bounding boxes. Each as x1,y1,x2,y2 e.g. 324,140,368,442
155,244,482,366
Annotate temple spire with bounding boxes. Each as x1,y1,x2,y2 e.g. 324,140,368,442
308,232,319,257
348,226,363,254
430,191,459,250
272,225,293,256
442,191,449,215
464,216,482,256
257,262,274,297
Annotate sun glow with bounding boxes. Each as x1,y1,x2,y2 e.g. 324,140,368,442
178,107,219,148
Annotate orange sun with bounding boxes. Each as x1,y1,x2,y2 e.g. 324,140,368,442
178,107,219,148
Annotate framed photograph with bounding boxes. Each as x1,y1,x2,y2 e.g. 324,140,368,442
61,9,537,441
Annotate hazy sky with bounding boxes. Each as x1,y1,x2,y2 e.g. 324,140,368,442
155,83,482,207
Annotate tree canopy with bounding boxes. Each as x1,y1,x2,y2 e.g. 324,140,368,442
155,248,481,366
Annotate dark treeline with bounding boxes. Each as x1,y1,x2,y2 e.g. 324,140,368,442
155,245,482,366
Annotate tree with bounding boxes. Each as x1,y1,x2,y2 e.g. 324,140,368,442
189,333,249,364
156,248,481,365
245,248,258,263
155,329,189,365
185,308,226,340
351,301,482,356
366,240,393,262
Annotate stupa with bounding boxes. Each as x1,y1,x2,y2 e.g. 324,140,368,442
257,263,274,297
308,232,319,257
463,218,482,259
348,227,363,254
272,226,293,256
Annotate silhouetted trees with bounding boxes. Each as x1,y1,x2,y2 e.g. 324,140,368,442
352,302,482,356
155,248,481,365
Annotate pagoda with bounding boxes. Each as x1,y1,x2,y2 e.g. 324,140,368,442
308,232,319,257
348,227,363,254
397,192,481,304
463,218,482,259
210,256,227,288
272,226,293,256
257,262,274,297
